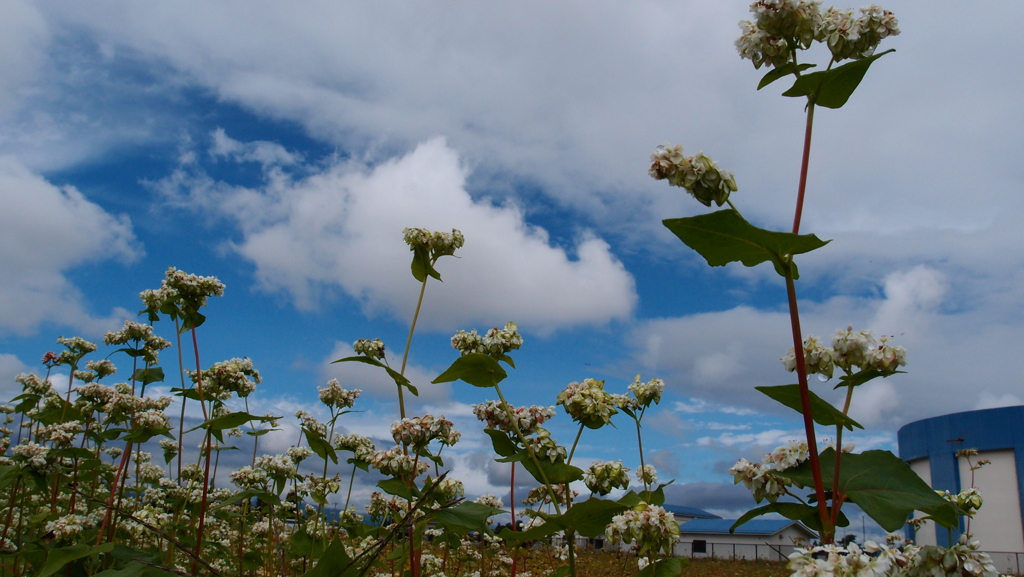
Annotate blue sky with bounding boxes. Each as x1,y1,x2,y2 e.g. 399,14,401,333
1,0,1022,538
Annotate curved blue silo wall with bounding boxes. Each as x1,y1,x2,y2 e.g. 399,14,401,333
898,405,1024,546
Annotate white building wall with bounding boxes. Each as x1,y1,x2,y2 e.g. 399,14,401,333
909,457,937,546
672,527,813,560
958,449,1024,553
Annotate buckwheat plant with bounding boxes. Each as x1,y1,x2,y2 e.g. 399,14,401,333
650,0,971,567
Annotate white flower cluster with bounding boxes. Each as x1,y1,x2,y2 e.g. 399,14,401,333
556,378,618,426
730,440,809,503
296,411,327,437
390,414,457,448
819,5,899,62
286,446,314,465
151,266,225,311
584,460,631,495
333,433,376,462
254,454,298,482
41,421,83,447
429,477,465,504
766,440,809,470
471,401,554,436
450,322,523,357
187,357,261,400
12,442,51,471
636,464,658,486
790,535,997,577
15,373,52,396
648,145,738,208
230,466,269,490
474,494,504,509
735,1,898,69
604,503,681,557
352,338,386,360
56,336,98,364
318,379,360,410
782,326,907,377
524,428,567,464
523,484,578,506
402,227,465,260
627,375,665,407
85,359,118,381
938,487,984,516
134,409,171,430
44,514,87,543
104,321,171,364
370,446,430,478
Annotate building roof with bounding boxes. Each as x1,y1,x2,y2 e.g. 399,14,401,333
678,518,815,537
662,505,721,519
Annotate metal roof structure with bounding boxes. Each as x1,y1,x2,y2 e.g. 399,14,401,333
662,505,721,519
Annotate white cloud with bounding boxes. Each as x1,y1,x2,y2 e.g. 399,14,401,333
973,392,1023,411
0,354,28,400
637,262,1024,429
157,136,637,333
696,428,797,448
0,157,139,335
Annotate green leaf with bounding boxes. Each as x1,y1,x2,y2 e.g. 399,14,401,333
187,411,267,433
92,561,177,577
212,487,282,509
499,517,562,547
431,353,507,388
731,502,847,533
179,310,206,333
305,428,338,465
519,457,583,485
782,50,895,109
301,537,357,577
133,367,165,385
638,557,687,577
483,429,519,458
377,478,419,500
410,245,441,283
663,210,829,279
834,368,904,390
37,542,115,577
433,502,504,535
332,356,416,396
122,426,172,444
774,449,961,531
758,62,815,90
558,498,628,537
756,385,863,431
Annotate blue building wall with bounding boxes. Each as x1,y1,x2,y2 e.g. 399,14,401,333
898,406,1024,546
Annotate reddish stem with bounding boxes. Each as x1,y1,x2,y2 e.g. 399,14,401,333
792,102,816,235
786,99,833,542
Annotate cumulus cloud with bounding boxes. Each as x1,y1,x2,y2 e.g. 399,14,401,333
0,354,28,400
157,135,637,333
0,157,139,335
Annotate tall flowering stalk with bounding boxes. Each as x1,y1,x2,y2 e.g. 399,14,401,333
140,267,225,570
650,0,968,555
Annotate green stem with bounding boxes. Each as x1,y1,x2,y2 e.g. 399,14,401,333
566,423,585,465
635,409,650,493
175,316,188,484
398,278,429,420
493,384,562,516
344,463,357,512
